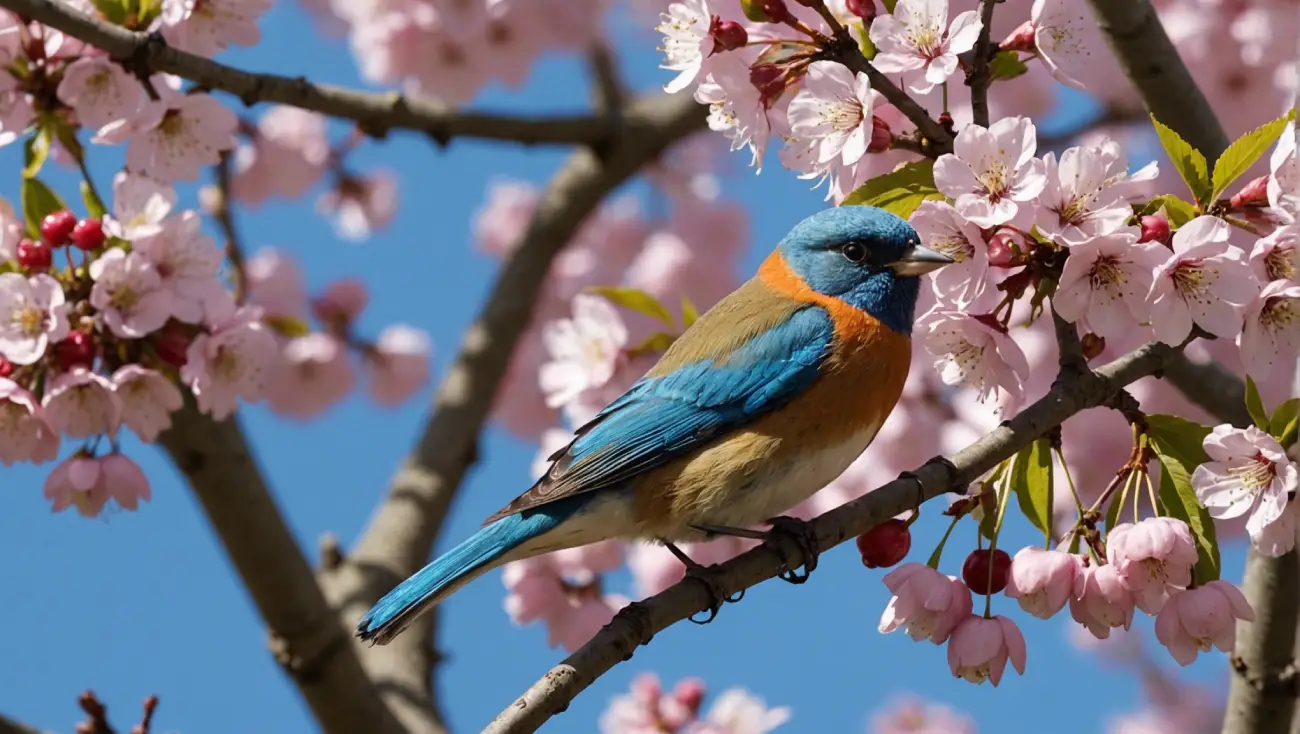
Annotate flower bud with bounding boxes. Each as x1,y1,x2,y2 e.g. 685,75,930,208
761,0,794,23
1081,333,1105,360
1229,175,1270,210
986,230,1026,267
999,20,1036,52
846,0,876,20
867,115,892,153
709,16,748,53
1137,214,1172,247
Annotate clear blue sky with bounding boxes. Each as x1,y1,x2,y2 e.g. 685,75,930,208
0,3,1248,732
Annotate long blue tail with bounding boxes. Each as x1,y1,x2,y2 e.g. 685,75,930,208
356,509,567,645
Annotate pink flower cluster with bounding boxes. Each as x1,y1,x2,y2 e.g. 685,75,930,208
600,673,790,734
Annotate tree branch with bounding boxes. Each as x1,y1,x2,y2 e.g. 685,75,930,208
826,39,953,154
157,400,410,734
1225,548,1300,734
967,0,999,128
0,713,42,734
484,340,1186,733
0,0,616,147
1161,355,1251,429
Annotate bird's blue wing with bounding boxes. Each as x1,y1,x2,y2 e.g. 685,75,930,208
483,299,834,523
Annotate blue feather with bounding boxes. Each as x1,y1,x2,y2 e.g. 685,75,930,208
356,500,581,643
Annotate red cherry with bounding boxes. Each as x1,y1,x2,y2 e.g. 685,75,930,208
962,548,1011,595
846,0,877,19
855,519,912,568
70,218,106,251
40,210,77,246
1138,215,1172,247
867,115,892,153
0,355,12,378
153,324,190,367
54,331,97,371
16,239,52,271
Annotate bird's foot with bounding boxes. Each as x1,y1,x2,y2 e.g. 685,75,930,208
658,539,743,625
690,516,821,585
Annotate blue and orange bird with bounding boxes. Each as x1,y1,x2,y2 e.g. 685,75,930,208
357,205,952,645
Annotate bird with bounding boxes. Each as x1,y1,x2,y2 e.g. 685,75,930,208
356,204,952,645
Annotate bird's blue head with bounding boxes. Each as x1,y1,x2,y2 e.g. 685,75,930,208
777,205,952,334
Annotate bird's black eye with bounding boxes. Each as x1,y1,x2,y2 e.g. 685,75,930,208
841,241,869,264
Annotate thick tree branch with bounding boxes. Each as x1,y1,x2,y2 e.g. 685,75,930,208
1225,547,1300,734
484,340,1186,733
157,400,407,734
0,713,41,734
0,0,615,147
1161,355,1251,429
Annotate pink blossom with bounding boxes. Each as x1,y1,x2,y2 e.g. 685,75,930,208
0,379,57,465
1030,0,1112,90
56,56,145,131
1054,233,1164,339
42,368,121,439
1147,216,1258,345
230,106,331,204
111,365,183,442
786,61,874,169
1238,279,1300,379
1267,120,1299,223
0,273,70,364
1070,562,1137,639
656,0,714,94
1035,143,1157,245
0,196,23,262
161,0,271,56
946,615,1027,686
692,688,791,733
1249,224,1299,283
879,562,973,644
44,452,151,516
538,294,628,412
1004,547,1082,619
95,92,237,182
266,333,356,420
132,210,225,324
105,172,177,241
1251,503,1300,558
917,309,1030,408
0,80,34,148
312,278,368,327
316,170,398,241
1193,424,1297,554
934,116,1046,227
244,248,307,319
501,555,630,652
870,697,976,734
89,249,173,339
1107,518,1200,614
909,201,990,307
1154,581,1254,666
693,53,771,171
869,0,983,95
627,538,750,599
181,304,277,420
473,180,537,257
364,324,431,407
600,674,705,734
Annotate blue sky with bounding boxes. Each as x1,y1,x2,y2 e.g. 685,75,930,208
0,3,1248,733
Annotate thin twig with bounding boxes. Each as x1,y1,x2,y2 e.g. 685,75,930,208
826,38,954,155
967,0,999,128
211,151,247,302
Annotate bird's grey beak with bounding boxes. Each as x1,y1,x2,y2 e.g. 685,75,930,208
888,241,953,276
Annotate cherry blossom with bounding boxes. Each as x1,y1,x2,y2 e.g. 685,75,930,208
0,379,58,465
96,92,238,182
786,61,874,170
1237,279,1300,379
1106,518,1199,614
313,278,369,328
88,249,173,339
1070,562,1136,639
1193,424,1297,554
105,173,177,244
364,324,431,407
1004,547,1082,619
692,688,791,733
1029,0,1112,90
1249,224,1300,283
538,294,628,412
55,56,146,131
693,53,771,171
317,170,398,241
917,309,1030,408
0,79,34,148
1035,143,1156,245
934,116,1046,227
600,674,704,733
946,615,1027,687
868,0,983,95
162,0,273,57
181,303,277,420
1147,216,1258,345
42,368,121,439
0,273,70,365
132,210,225,324
111,365,184,443
267,333,357,420
1267,120,1299,223
879,562,973,644
656,0,714,94
909,201,990,307
245,247,308,320
1154,581,1254,666
502,553,630,652
44,451,152,517
870,697,976,734
1054,233,1164,339
1252,503,1300,558
230,106,331,204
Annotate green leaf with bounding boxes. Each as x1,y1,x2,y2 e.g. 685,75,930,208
740,0,772,22
628,331,676,356
978,461,1011,542
89,0,128,25
841,160,944,219
586,286,675,326
680,296,700,329
132,0,164,28
854,22,877,60
1210,109,1297,202
988,51,1029,82
1146,415,1220,584
1245,375,1269,431
1141,194,1198,228
20,178,68,240
1009,438,1054,541
1150,115,1212,206
1269,398,1299,448
263,315,311,338
80,181,106,220
22,128,49,179
882,0,897,10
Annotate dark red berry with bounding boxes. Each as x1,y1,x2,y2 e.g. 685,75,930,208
709,16,748,53
867,115,892,153
1137,215,1172,247
0,356,12,378
154,324,191,367
856,519,912,568
54,331,96,371
962,548,1011,595
986,231,1026,268
16,239,52,271
761,0,794,23
845,0,876,19
70,218,106,251
40,210,77,246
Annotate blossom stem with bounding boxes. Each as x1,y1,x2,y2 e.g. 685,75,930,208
1055,447,1086,517
71,145,107,219
211,151,247,303
810,1,846,37
926,514,962,568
